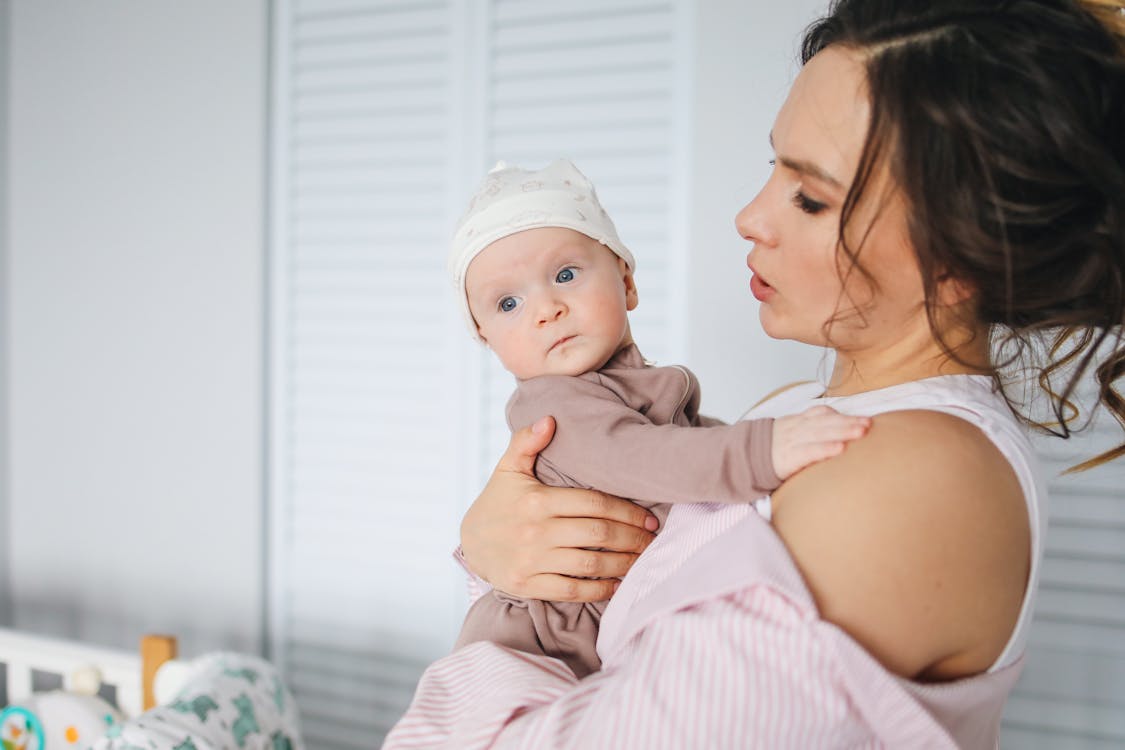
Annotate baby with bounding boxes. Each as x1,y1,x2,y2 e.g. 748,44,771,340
448,159,869,678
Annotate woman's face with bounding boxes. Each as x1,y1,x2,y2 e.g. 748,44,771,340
736,46,926,352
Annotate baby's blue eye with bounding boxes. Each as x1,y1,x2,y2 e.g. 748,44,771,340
499,296,519,313
556,267,576,283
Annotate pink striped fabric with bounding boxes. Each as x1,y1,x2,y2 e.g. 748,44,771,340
384,502,1014,749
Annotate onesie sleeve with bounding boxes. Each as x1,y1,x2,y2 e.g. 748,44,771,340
508,376,779,504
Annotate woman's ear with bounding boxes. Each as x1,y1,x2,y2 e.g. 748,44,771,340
935,272,975,308
619,258,639,311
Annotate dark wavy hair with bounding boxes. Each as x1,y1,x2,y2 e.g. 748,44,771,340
802,0,1125,470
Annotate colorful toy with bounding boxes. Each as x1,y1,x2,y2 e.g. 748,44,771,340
0,667,124,750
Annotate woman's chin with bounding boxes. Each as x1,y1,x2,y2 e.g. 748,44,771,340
757,308,791,340
758,311,831,347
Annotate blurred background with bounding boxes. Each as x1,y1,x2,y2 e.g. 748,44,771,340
1,1,1122,747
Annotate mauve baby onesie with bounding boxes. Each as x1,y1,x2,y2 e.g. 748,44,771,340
454,343,779,677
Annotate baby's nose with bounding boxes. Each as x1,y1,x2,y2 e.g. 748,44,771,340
537,299,567,324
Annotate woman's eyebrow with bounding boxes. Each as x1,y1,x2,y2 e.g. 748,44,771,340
769,131,845,190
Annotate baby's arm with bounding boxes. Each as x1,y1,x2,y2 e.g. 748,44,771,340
510,376,868,504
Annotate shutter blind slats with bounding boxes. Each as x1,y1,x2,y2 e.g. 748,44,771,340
492,10,672,48
1041,557,1125,591
294,36,449,67
295,0,444,15
1045,524,1125,559
1031,619,1125,656
293,189,445,214
294,8,448,38
1005,695,1125,743
493,72,673,105
1037,587,1125,626
1003,414,1125,747
492,41,671,78
296,65,448,93
1002,727,1124,750
494,127,670,156
273,1,459,746
492,0,671,23
1017,648,1125,704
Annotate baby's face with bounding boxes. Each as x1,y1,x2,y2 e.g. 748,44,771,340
466,227,638,380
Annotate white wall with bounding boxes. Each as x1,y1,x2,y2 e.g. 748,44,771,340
686,1,830,421
0,0,11,627
5,0,268,655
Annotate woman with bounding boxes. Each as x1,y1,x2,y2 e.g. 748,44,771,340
386,0,1125,746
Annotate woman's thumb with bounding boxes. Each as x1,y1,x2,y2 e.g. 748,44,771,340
500,416,555,474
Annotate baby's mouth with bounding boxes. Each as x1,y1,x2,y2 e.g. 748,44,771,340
549,335,576,352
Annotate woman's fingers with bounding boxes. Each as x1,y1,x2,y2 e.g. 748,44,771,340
545,517,656,554
523,573,621,603
541,486,660,532
548,548,640,580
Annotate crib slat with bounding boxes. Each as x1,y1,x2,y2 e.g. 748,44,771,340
6,662,32,705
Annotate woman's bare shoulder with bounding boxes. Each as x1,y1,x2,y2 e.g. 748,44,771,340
770,409,1030,680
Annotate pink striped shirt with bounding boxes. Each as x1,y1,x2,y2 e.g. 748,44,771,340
385,376,1038,749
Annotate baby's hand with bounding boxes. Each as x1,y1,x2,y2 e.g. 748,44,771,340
771,405,872,481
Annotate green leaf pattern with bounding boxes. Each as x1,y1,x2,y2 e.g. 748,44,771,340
90,654,302,750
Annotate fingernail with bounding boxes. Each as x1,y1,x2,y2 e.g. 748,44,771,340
532,417,549,434
644,516,659,531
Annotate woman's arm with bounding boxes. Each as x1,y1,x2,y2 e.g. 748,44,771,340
460,416,659,601
770,410,1030,680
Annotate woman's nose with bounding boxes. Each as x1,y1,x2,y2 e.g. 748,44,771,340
735,189,777,247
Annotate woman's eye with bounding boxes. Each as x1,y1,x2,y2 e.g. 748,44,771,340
793,191,827,215
499,296,520,313
556,267,576,283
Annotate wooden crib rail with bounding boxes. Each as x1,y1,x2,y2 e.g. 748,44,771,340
0,628,180,718
140,634,177,710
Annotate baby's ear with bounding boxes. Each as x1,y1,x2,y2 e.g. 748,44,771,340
618,258,639,311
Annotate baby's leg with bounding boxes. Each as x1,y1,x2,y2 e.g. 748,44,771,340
454,592,547,658
454,592,606,678
525,598,606,679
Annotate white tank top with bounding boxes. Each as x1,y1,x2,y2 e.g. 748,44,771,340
742,374,1048,673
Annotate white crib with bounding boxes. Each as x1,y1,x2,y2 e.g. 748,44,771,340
0,628,181,718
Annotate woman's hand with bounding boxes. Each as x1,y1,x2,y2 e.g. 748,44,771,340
461,416,659,602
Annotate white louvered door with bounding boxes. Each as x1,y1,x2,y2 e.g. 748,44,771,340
269,1,692,747
269,2,468,747
1002,402,1125,749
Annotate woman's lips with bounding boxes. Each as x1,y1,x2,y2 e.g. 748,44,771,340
750,273,776,302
